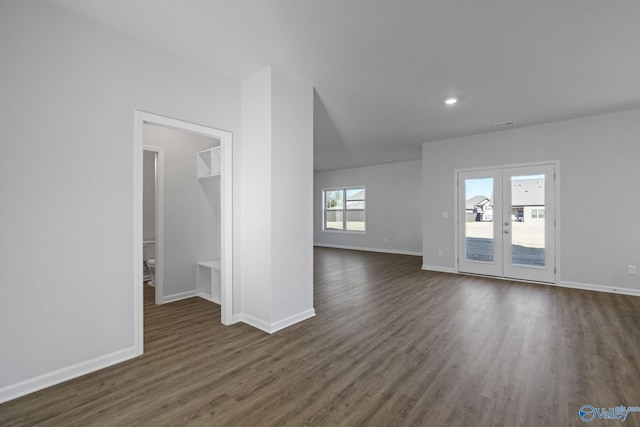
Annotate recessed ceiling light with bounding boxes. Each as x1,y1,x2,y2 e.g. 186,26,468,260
444,97,458,105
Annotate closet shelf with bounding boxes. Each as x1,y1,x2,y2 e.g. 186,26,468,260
198,259,221,270
197,146,221,178
197,260,221,305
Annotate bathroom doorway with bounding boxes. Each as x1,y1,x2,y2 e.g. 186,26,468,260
133,111,233,355
142,147,163,305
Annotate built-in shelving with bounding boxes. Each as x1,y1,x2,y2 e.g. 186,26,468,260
196,146,221,178
197,259,221,304
198,259,221,270
196,146,221,303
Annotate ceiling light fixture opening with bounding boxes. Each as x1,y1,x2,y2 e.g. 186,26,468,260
444,97,458,105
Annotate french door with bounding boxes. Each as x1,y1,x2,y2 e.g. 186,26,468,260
458,164,556,283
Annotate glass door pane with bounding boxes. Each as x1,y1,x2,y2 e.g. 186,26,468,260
458,169,502,277
464,178,494,262
510,174,545,267
502,164,555,283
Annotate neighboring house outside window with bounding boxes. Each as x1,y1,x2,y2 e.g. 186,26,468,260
465,195,493,222
511,178,545,222
323,187,366,232
531,208,545,219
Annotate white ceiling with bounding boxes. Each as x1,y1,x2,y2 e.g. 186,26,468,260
48,0,640,171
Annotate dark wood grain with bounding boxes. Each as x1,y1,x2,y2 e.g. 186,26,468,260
2,247,639,426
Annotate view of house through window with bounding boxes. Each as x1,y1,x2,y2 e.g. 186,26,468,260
323,187,366,232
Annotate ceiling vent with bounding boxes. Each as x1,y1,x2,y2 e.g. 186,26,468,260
494,121,516,128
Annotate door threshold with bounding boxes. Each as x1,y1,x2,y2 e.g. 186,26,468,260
456,270,555,286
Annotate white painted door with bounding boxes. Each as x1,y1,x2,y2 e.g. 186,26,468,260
458,164,556,283
458,169,503,277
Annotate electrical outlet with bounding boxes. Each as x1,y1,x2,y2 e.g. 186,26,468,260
629,265,637,275
438,250,444,257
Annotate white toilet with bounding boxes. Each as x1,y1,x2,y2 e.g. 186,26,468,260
146,259,156,287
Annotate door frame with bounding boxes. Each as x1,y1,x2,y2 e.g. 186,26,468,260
454,160,560,284
142,146,165,306
133,111,234,355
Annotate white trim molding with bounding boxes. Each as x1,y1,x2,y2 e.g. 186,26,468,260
421,265,457,274
420,267,640,297
556,280,640,297
0,346,139,404
314,243,421,257
236,309,316,334
197,292,221,305
162,290,199,304
134,111,234,339
270,309,316,333
238,313,273,334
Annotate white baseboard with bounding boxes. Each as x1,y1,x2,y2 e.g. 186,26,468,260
421,265,457,274
314,243,421,257
196,292,221,305
0,346,139,404
557,280,640,297
162,290,198,304
236,308,316,334
239,313,273,333
270,309,316,333
232,313,243,324
420,266,640,297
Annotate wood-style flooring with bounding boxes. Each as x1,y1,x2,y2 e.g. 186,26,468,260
2,247,640,426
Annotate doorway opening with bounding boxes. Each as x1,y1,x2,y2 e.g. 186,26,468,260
456,162,557,283
142,147,163,305
133,111,233,356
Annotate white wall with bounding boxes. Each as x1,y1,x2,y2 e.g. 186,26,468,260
240,67,315,332
422,108,640,293
0,0,240,400
239,67,272,324
271,68,314,324
314,160,423,255
143,125,220,299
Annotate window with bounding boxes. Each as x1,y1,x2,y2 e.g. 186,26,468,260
531,208,545,219
323,187,366,232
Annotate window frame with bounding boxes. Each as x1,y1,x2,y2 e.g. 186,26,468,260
322,186,366,234
531,208,545,219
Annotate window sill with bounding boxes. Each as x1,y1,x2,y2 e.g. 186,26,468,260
322,229,367,235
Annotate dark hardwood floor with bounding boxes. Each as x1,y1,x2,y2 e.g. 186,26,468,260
2,247,640,426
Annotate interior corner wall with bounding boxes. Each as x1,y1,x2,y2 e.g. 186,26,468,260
422,108,640,292
143,125,220,299
0,0,240,400
314,160,423,256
